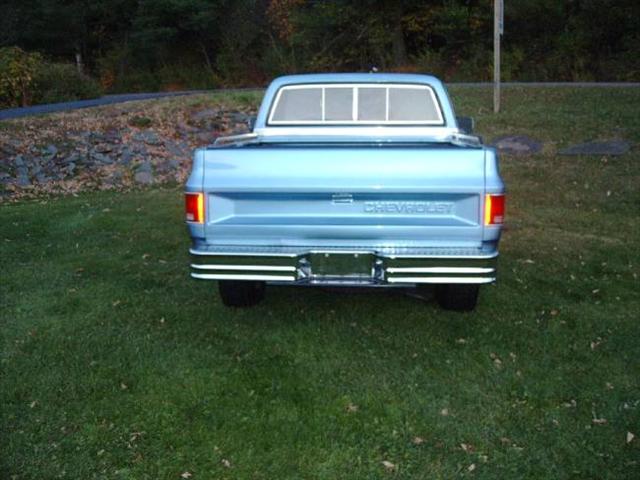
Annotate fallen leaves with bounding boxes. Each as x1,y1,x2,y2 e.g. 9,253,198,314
180,472,192,479
627,432,635,444
412,436,425,445
346,403,359,413
489,352,502,368
590,337,603,350
381,460,397,472
460,443,475,453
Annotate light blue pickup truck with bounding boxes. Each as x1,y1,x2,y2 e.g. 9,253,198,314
185,73,505,311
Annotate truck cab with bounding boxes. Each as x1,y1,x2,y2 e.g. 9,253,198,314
185,73,505,311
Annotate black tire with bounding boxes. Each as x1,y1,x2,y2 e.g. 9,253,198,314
218,280,265,307
435,284,479,311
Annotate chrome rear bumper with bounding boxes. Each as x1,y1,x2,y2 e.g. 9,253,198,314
190,246,497,286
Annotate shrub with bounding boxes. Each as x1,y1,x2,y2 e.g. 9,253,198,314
33,63,102,104
0,46,43,108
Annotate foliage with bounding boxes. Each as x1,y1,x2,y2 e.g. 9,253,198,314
0,46,43,108
33,62,103,104
1,1,640,92
0,46,101,107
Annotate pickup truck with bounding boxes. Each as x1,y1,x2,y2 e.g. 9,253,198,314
185,73,505,311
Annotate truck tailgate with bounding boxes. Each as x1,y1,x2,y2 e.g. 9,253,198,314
200,145,485,248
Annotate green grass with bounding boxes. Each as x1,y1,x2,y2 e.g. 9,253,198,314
1,88,639,479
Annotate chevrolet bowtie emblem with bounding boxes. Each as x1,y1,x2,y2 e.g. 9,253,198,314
331,193,353,204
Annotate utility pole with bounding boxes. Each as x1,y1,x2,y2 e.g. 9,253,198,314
494,0,503,113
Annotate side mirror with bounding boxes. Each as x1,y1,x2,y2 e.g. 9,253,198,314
456,116,474,135
247,116,257,131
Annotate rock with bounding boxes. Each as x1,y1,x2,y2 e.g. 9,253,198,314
230,111,250,124
61,153,81,165
157,159,181,173
44,144,58,160
492,135,543,155
91,151,114,164
94,143,113,154
83,131,120,147
14,155,25,168
0,143,17,157
17,175,30,187
164,140,189,158
177,121,200,134
135,161,152,173
131,143,148,156
35,172,51,184
191,108,220,121
76,153,91,165
228,126,250,136
120,147,133,166
558,140,631,156
65,162,76,175
104,170,124,186
102,130,121,143
195,132,218,144
30,163,42,176
134,171,154,184
0,172,11,182
16,165,29,177
133,130,162,146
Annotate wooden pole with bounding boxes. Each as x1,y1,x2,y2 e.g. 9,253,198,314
494,0,501,113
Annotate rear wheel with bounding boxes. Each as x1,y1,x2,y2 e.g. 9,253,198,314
218,280,265,307
435,284,479,311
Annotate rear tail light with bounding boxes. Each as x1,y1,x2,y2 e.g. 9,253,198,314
484,194,505,226
185,192,204,223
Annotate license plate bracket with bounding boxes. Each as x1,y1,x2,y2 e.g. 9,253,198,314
308,251,374,278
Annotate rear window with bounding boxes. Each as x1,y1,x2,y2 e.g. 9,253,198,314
268,83,443,125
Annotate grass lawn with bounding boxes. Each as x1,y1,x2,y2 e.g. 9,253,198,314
1,87,639,479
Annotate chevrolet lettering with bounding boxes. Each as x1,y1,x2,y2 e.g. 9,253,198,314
363,201,455,215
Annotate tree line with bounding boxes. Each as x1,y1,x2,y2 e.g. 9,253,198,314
1,0,639,93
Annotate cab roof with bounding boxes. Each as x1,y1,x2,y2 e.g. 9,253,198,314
268,73,446,88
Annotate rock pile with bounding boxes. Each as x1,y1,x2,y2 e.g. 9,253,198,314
0,103,254,202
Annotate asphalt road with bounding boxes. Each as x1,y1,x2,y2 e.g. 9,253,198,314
1,83,639,121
